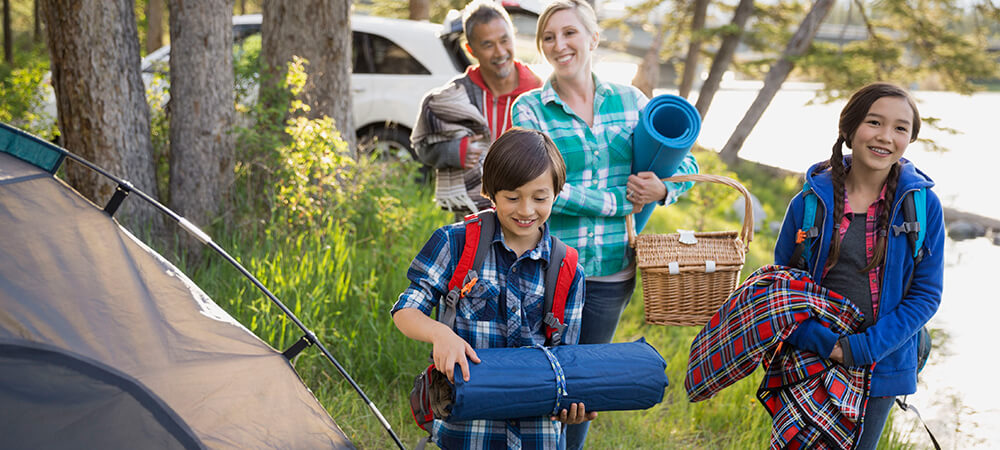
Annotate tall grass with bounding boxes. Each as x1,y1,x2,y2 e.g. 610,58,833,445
186,177,448,444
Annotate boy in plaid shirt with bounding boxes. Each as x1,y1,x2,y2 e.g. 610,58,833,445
393,128,591,449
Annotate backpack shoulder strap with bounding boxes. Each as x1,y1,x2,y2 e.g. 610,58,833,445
543,235,578,346
471,210,496,276
789,183,821,270
440,210,495,328
892,188,926,264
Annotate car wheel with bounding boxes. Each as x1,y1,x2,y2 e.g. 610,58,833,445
356,125,432,183
356,125,416,161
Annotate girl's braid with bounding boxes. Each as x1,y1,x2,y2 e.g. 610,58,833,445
825,136,848,271
862,162,901,272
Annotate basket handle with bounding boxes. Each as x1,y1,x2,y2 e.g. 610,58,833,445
626,173,754,250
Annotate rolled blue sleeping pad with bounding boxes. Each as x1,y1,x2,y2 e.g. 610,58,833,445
446,338,668,422
631,94,701,233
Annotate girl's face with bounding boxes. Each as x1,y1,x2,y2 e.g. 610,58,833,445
539,9,597,81
848,96,914,175
492,168,555,251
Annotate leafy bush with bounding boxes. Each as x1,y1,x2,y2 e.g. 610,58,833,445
0,62,58,140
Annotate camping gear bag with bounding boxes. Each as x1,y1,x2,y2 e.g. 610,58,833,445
412,339,668,423
627,173,753,327
631,94,702,233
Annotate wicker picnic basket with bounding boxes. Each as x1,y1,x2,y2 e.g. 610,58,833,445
626,174,754,327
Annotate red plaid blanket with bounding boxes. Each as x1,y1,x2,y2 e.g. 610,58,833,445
685,265,870,449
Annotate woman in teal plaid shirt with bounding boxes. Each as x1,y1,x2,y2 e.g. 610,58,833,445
511,1,698,448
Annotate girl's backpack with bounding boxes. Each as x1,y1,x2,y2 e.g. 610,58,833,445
409,209,579,439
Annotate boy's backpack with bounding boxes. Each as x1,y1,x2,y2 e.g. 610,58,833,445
409,209,579,438
790,183,940,449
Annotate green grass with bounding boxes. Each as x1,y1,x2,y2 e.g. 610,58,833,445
182,150,914,448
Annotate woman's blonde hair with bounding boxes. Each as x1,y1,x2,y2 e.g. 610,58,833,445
535,0,599,51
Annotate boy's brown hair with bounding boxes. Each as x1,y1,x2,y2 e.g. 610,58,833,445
481,127,566,200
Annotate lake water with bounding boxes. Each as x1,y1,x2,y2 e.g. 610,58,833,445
669,84,1000,448
680,82,1000,220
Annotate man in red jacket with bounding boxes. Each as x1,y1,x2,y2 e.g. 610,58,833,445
411,0,542,221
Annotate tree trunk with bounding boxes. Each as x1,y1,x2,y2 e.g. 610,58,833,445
3,0,11,64
146,0,164,54
409,0,430,21
718,0,836,165
261,0,354,150
678,0,709,99
34,0,42,43
694,0,753,119
167,0,234,234
41,0,161,233
631,25,665,98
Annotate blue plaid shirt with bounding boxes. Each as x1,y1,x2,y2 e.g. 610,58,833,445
393,215,585,449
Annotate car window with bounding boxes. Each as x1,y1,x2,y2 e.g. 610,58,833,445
354,31,430,75
352,31,374,74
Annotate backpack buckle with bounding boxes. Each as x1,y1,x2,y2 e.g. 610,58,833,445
892,221,920,236
543,312,566,345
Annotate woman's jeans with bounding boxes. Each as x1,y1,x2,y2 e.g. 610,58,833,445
564,277,637,450
855,396,896,449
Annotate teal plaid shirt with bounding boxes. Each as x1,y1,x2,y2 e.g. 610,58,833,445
512,76,698,276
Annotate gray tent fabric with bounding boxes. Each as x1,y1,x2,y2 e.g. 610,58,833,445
0,341,200,449
0,151,353,448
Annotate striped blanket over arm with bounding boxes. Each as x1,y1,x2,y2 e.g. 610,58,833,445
411,83,491,214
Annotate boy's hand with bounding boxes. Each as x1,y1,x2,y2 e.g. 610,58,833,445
431,327,481,383
551,402,597,425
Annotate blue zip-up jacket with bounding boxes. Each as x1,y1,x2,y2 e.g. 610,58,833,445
774,157,944,397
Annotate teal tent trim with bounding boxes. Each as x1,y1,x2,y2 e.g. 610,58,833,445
0,122,66,174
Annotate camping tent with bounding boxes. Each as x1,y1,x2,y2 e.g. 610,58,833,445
0,124,354,449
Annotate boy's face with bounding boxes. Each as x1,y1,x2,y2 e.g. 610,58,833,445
492,169,555,251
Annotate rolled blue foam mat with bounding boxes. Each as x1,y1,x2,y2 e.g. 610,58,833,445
631,94,701,233
445,338,668,422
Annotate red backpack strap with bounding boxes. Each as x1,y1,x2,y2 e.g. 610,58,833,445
447,213,483,291
543,236,578,346
440,210,496,329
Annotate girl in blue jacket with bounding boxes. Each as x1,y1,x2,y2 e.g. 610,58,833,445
773,82,945,449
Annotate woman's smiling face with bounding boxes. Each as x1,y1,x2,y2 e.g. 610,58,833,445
539,9,597,80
